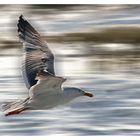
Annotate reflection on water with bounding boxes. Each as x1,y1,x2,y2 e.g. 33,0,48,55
0,43,140,135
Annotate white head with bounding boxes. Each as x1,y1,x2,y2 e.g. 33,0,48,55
63,87,93,98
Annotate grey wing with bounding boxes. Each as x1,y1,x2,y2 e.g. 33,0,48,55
17,15,55,89
37,71,66,90
30,72,66,97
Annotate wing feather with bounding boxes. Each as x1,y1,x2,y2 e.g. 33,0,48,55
29,72,66,97
18,15,55,89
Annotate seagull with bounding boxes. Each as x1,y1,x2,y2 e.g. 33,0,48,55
2,15,93,116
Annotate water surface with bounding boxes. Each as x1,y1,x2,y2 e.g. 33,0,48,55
0,5,140,136
0,43,140,135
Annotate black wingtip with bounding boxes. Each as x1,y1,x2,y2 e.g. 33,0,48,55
17,14,43,46
19,15,26,21
19,15,23,20
19,14,23,18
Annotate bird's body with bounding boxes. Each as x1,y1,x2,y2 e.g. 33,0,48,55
2,15,93,116
27,88,83,110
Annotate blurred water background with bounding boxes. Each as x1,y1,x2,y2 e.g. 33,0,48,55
0,5,140,135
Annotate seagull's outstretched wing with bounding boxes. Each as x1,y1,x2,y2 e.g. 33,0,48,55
29,70,66,97
17,15,55,89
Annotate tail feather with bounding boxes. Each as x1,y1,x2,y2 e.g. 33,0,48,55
5,107,29,116
2,97,30,116
1,101,19,112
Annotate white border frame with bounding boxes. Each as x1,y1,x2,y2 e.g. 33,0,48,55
0,0,140,4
